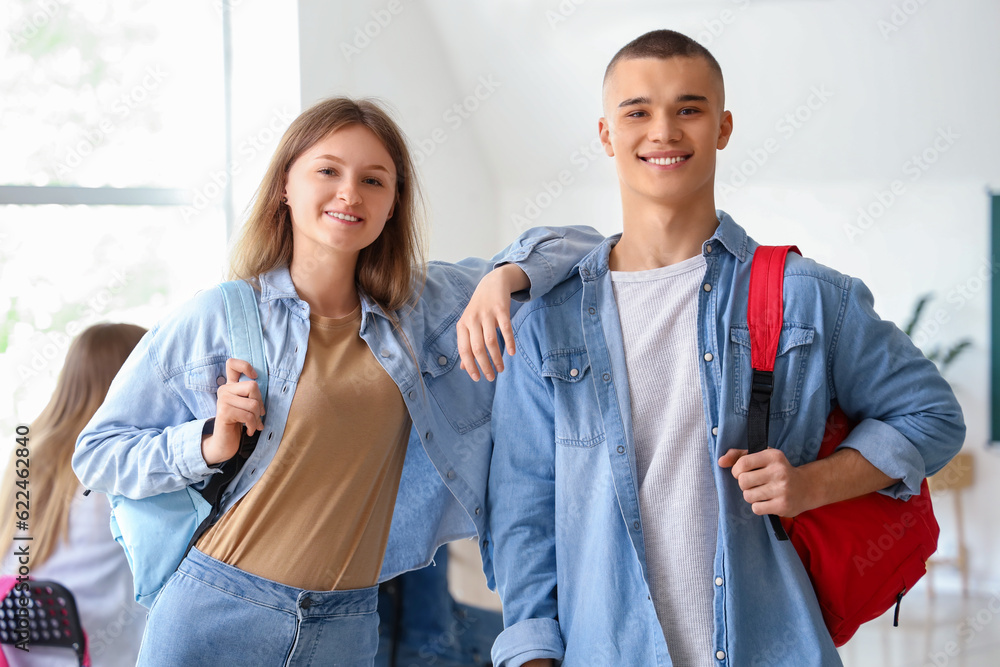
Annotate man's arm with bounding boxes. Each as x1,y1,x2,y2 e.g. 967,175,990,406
441,225,603,381
488,333,565,667
720,276,965,513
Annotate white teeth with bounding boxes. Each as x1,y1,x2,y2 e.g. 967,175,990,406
328,212,360,222
646,156,688,165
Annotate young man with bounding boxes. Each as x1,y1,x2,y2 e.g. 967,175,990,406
486,30,965,667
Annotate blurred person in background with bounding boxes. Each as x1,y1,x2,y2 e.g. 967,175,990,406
1,323,148,666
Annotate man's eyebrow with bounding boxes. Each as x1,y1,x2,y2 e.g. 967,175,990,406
618,93,710,108
618,96,650,108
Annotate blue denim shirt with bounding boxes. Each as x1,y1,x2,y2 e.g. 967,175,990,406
73,225,604,584
487,212,965,667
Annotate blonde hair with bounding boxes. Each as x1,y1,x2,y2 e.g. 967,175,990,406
1,323,146,566
229,97,427,315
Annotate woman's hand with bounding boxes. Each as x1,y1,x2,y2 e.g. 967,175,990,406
201,358,266,466
456,264,529,382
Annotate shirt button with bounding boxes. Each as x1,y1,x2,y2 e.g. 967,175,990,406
446,470,456,480
617,445,625,454
712,427,718,436
216,376,225,386
715,577,724,586
703,283,712,292
408,391,415,400
704,352,714,362
706,244,712,253
717,651,726,660
569,368,579,377
475,507,482,516
438,355,448,366
633,520,640,530
425,431,432,440
588,307,596,315
603,373,611,382
380,349,390,358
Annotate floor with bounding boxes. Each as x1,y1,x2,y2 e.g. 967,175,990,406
836,579,1000,667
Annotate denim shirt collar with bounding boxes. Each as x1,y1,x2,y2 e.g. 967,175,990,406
576,209,748,282
256,264,389,334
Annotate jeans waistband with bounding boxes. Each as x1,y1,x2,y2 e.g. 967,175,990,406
180,548,378,618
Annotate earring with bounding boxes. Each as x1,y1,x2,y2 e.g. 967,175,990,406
281,195,288,204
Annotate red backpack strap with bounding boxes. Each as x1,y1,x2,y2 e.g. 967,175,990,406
747,245,799,542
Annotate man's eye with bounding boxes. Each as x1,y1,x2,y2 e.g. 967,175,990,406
679,108,701,116
626,110,647,118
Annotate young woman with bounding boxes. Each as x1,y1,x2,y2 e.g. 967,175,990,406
1,323,147,667
73,97,600,665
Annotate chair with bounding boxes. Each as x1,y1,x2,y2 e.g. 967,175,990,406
925,452,975,597
0,578,89,666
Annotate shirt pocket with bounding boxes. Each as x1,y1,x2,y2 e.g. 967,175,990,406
179,359,229,418
541,349,605,448
421,331,492,435
730,325,815,418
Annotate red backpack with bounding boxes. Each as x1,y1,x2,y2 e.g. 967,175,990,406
746,245,940,647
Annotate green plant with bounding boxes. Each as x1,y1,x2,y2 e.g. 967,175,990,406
903,293,973,371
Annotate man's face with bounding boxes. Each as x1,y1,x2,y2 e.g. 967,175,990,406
599,56,732,209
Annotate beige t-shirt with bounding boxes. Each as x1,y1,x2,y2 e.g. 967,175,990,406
198,306,411,591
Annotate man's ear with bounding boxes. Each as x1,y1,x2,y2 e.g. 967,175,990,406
599,117,615,157
717,110,734,150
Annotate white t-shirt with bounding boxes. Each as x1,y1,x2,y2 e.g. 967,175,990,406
1,489,145,667
611,254,719,667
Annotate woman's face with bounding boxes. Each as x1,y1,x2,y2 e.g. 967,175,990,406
284,124,398,264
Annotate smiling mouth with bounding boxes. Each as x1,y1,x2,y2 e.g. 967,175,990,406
640,155,691,166
326,211,361,222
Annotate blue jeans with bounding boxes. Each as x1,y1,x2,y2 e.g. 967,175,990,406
137,548,379,666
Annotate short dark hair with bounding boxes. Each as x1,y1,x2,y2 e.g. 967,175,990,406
604,29,724,93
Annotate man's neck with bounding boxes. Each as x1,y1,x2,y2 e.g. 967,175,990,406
609,198,719,272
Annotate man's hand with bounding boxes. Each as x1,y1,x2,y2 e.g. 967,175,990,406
201,358,265,466
457,264,529,382
718,448,817,518
719,445,899,517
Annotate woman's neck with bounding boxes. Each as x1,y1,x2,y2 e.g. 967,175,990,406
289,247,361,319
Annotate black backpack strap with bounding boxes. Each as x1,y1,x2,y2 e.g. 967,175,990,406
747,246,800,542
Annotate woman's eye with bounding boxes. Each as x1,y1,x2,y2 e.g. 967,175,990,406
318,167,336,176
363,177,384,187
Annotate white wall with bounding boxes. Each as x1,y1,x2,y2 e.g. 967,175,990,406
295,0,1000,590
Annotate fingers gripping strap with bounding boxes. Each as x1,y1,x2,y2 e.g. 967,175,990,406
219,281,268,400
